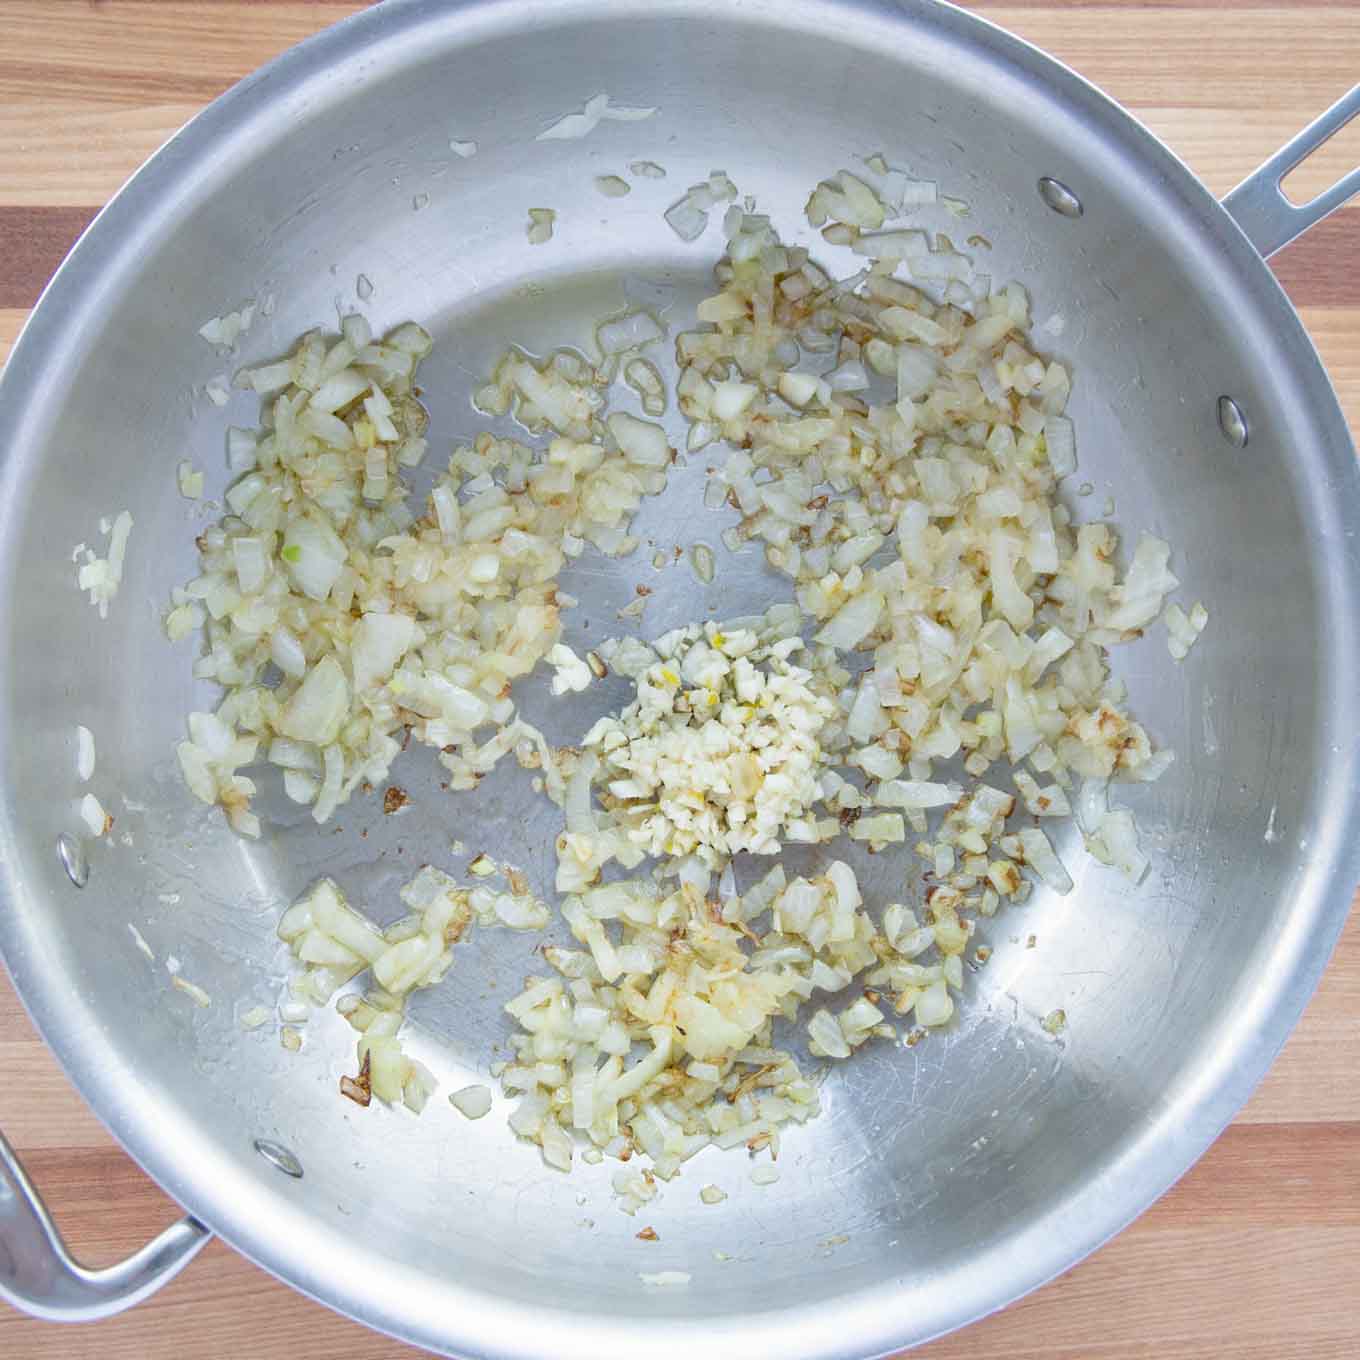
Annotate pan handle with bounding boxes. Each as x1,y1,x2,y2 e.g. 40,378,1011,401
0,1129,212,1322
1222,84,1360,258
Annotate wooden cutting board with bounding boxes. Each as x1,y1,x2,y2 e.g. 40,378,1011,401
2,3,1357,1357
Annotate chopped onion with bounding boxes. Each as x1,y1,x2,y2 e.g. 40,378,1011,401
181,154,1197,1194
608,411,670,467
1085,806,1148,883
711,380,757,420
815,590,883,651
852,229,929,261
877,779,958,810
547,643,593,695
451,1084,493,1119
914,979,953,1027
282,516,346,602
1017,827,1073,894
172,976,212,1008
596,310,664,356
536,92,655,142
899,178,938,208
826,359,869,392
351,613,416,693
1105,534,1179,632
526,208,556,245
279,657,349,746
689,543,715,584
198,303,254,348
226,426,257,473
177,460,204,499
536,93,610,141
601,101,657,123
75,510,133,618
1044,415,1077,477
665,195,709,242
75,726,95,782
1165,600,1208,661
79,793,111,837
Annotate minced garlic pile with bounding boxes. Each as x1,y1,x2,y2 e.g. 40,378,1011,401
580,622,837,864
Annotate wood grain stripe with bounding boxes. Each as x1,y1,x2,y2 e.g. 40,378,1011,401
1271,212,1360,307
1133,106,1360,201
1145,1123,1360,1226
1299,305,1360,424
97,0,1360,7
0,980,150,1152
1,206,1355,319
929,1237,1360,1358
1,10,1356,210
970,0,1349,7
0,310,25,370
0,207,98,309
2,1140,1357,1359
924,1227,1360,1356
0,3,363,106
2,101,1346,209
0,7,1353,115
10,1149,189,1260
1243,896,1360,1124
976,10,1360,111
0,103,200,207
0,1237,419,1359
934,1343,1360,1360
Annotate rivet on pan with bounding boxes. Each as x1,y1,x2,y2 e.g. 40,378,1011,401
1037,177,1083,219
1217,395,1249,449
57,833,88,888
253,1139,304,1179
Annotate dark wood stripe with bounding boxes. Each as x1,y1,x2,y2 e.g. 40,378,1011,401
0,206,98,309
185,0,369,5
1,202,1355,320
968,0,1350,7
1271,209,1360,309
85,0,1360,7
205,0,1349,6
15,1148,182,1258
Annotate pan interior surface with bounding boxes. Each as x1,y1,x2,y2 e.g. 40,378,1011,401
0,3,1356,1357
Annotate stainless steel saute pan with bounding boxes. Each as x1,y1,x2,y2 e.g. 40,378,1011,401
2,2,1358,1356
